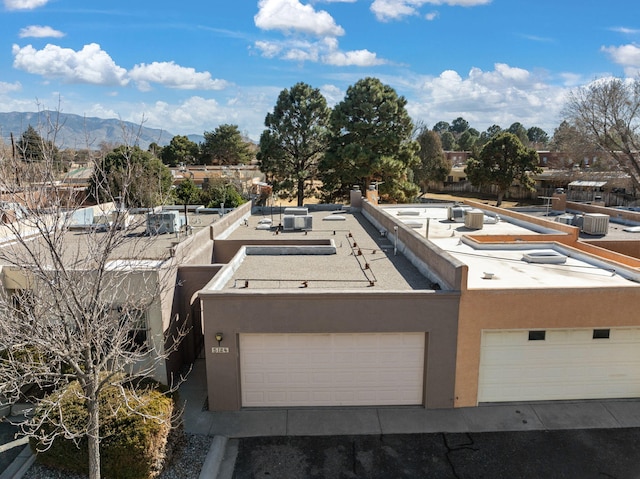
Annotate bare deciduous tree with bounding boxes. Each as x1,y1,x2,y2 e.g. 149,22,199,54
564,77,640,188
0,110,185,479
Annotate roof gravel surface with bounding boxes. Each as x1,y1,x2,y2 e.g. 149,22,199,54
223,210,433,291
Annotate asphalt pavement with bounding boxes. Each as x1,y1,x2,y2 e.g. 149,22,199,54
178,359,640,479
231,428,640,479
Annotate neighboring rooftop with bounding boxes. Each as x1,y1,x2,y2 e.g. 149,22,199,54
383,204,640,290
0,206,221,264
218,208,434,291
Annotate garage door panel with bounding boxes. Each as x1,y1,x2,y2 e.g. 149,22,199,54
479,328,640,402
241,333,425,407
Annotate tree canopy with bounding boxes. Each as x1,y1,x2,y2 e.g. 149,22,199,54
440,131,457,151
563,76,640,190
465,132,541,206
89,145,173,208
527,126,549,147
507,122,529,145
16,125,62,169
319,77,419,202
258,82,331,206
413,128,451,192
200,177,245,208
174,176,201,205
201,124,252,166
161,135,199,167
449,117,470,134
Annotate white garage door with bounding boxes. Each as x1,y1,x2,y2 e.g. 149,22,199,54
240,333,425,407
478,328,640,403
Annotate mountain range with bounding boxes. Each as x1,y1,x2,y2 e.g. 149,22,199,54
0,111,204,150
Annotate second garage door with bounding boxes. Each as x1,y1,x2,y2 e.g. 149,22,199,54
240,332,425,407
478,328,640,403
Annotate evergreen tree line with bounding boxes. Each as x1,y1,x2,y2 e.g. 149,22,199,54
12,75,634,208
255,77,547,206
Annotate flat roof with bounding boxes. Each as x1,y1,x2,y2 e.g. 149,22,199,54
383,205,640,290
0,208,220,265
218,209,434,291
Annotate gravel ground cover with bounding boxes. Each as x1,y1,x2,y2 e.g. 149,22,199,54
21,433,211,479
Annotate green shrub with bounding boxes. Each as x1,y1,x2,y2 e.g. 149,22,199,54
29,377,181,479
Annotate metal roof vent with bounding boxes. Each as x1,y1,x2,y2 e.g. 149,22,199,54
522,250,567,264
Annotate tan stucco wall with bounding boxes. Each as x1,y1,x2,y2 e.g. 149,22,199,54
584,240,640,260
209,202,252,241
200,290,460,411
454,286,640,407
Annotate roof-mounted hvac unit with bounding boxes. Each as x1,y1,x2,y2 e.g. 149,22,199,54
283,207,308,216
555,214,575,225
146,210,184,235
582,213,609,235
464,209,484,230
282,214,313,231
447,205,471,222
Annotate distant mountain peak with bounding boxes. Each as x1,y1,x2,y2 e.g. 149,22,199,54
0,111,188,150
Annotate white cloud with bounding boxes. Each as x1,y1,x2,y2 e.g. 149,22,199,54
12,43,128,86
128,62,230,91
407,63,566,133
425,11,438,20
602,44,640,76
4,0,48,10
371,0,490,21
255,0,345,36
254,41,283,58
19,25,65,38
0,81,22,94
323,49,385,66
132,90,280,140
283,48,320,63
319,84,343,105
371,0,416,21
610,27,640,35
254,37,387,66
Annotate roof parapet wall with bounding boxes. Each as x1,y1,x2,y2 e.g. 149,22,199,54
567,201,640,225
362,200,467,290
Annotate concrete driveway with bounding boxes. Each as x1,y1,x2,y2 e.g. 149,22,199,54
231,428,640,479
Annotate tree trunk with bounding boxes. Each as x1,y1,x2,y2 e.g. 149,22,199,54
297,179,304,207
87,388,101,479
496,191,504,207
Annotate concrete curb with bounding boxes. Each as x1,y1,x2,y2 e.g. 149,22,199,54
216,439,238,479
198,435,228,479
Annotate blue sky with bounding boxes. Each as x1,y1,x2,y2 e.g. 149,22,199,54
1,0,639,141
